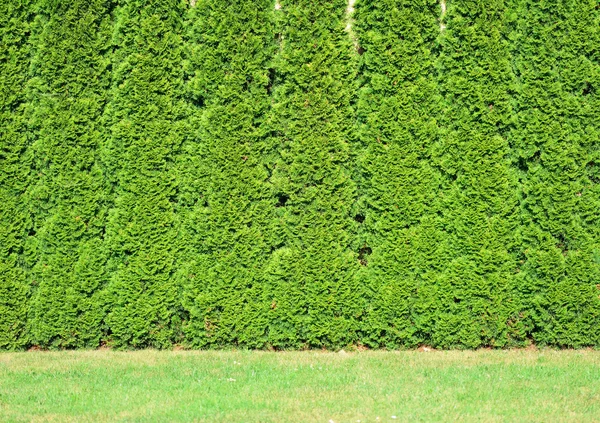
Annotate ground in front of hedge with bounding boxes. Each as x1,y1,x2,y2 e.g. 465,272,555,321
0,349,599,422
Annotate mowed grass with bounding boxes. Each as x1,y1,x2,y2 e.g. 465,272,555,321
1,349,599,422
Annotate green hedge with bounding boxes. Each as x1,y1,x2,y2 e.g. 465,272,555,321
0,0,33,350
353,0,445,348
0,0,598,350
103,0,190,348
25,0,114,349
429,0,522,348
181,0,277,348
509,0,600,347
263,0,363,349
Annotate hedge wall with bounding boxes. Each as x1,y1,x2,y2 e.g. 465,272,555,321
264,0,362,349
353,0,445,348
0,0,599,350
509,0,600,347
426,0,521,348
103,0,190,348
181,0,276,348
25,0,114,349
0,0,33,350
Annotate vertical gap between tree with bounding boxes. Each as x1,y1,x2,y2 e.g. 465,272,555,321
440,0,447,31
346,0,359,50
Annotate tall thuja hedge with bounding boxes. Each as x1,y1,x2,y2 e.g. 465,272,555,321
25,0,113,348
2,0,600,351
103,0,189,348
352,0,444,348
265,0,362,348
181,1,276,348
426,0,522,348
510,0,600,346
0,0,33,350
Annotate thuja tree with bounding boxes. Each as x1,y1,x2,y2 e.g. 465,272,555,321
423,0,522,348
509,0,600,347
264,0,362,349
103,0,189,348
352,0,444,348
180,0,277,348
25,0,113,348
0,0,33,350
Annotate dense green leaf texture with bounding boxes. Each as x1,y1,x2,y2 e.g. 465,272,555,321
25,0,114,348
265,0,363,349
509,0,600,347
103,0,189,348
0,0,599,349
429,0,522,348
0,0,33,350
353,0,445,348
181,0,276,348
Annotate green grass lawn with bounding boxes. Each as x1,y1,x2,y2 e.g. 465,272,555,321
1,349,599,422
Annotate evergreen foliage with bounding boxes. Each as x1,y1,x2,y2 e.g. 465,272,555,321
509,0,600,346
181,0,276,348
102,0,189,348
264,0,362,349
24,0,114,349
353,0,444,348
428,0,522,348
0,0,599,349
0,0,33,350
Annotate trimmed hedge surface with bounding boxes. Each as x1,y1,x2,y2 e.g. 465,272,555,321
0,0,33,350
508,0,600,347
26,0,114,349
353,0,445,348
0,0,599,349
181,0,277,348
103,0,190,348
